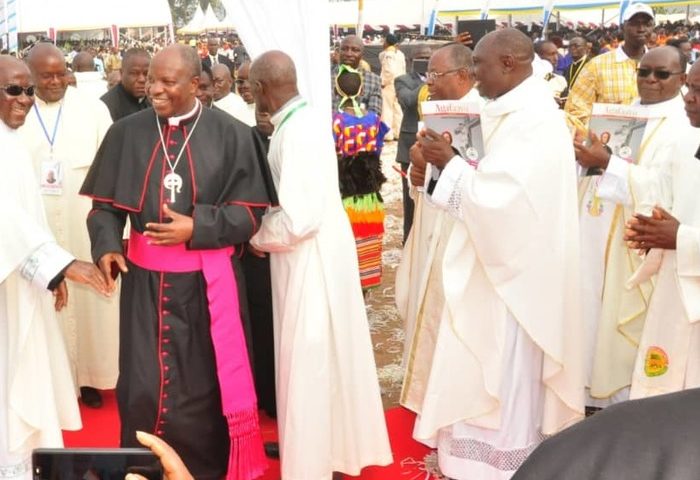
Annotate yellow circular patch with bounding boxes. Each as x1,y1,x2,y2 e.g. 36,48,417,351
644,346,669,377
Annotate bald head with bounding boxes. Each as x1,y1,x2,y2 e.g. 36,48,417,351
72,51,95,72
26,43,67,102
148,44,201,118
249,50,299,114
0,55,34,129
473,28,534,99
212,64,232,101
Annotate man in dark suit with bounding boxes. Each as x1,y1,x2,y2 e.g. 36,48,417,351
201,36,234,73
394,47,431,242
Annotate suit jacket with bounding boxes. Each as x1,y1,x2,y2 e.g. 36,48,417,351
202,54,235,73
394,72,424,165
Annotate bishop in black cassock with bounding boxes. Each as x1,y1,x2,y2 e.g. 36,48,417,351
80,45,270,480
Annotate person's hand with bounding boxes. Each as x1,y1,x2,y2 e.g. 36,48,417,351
624,206,680,250
573,131,611,169
98,252,128,292
409,142,426,187
418,128,455,170
64,260,111,296
247,243,267,258
53,280,68,311
124,430,194,480
144,204,194,246
454,31,473,47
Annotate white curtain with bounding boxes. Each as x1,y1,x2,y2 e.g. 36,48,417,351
226,0,332,118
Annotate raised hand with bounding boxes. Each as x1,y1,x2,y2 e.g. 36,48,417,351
124,430,194,480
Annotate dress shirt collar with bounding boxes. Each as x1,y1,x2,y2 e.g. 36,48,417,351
167,98,201,126
270,95,304,127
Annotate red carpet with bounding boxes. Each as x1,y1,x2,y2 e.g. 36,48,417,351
63,391,431,480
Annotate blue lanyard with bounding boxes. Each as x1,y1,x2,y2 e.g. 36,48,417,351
33,101,63,153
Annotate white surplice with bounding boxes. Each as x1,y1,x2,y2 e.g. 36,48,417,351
0,120,81,480
250,97,392,480
588,95,695,403
19,85,119,390
74,71,108,99
396,87,484,414
627,128,700,399
413,76,584,480
213,93,256,127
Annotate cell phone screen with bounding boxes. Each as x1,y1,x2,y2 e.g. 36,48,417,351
32,448,163,480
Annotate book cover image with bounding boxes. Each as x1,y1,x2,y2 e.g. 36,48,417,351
589,103,648,164
421,101,484,167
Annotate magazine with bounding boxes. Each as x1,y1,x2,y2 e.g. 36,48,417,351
420,100,485,168
584,103,648,176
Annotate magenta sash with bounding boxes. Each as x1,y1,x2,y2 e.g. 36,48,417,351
128,230,267,480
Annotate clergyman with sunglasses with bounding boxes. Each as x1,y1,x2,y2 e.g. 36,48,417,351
0,54,112,478
573,45,697,411
565,2,655,126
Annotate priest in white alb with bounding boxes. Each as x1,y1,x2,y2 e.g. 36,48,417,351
19,43,117,408
248,50,392,480
396,42,484,417
0,55,110,480
624,61,700,399
414,29,584,479
573,46,696,407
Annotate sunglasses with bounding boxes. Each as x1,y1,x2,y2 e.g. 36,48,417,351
636,68,684,80
1,84,35,96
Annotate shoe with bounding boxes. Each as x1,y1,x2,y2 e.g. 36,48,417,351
264,441,280,459
80,386,103,409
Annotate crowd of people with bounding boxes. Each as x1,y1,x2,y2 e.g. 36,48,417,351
2,2,700,480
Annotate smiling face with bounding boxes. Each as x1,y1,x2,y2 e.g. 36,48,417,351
637,47,685,105
236,62,253,104
29,50,67,103
0,61,35,129
684,63,700,128
196,70,214,107
146,49,198,117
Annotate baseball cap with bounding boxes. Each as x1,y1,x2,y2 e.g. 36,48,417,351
622,3,655,23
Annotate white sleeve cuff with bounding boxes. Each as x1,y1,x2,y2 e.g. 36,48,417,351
677,224,700,277
429,156,468,209
597,155,630,205
20,242,74,290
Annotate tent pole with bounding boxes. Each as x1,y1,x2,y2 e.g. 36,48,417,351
687,5,690,24
508,14,512,27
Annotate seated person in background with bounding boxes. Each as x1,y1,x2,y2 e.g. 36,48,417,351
332,65,388,290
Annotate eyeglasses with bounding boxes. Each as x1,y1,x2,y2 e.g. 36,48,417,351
1,84,35,97
636,68,684,80
425,68,465,82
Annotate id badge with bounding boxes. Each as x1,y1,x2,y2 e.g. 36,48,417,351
40,158,63,195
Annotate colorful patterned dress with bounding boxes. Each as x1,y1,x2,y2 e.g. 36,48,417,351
332,111,388,289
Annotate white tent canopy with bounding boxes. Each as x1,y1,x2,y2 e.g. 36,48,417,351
5,0,172,33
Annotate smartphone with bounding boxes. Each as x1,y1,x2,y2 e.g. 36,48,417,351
32,448,163,480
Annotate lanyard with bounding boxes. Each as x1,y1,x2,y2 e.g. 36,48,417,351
277,101,308,130
34,101,63,155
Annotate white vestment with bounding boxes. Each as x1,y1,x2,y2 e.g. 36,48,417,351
74,71,108,99
214,93,256,126
379,46,406,138
0,120,81,479
588,95,694,403
627,128,700,399
415,76,584,480
397,88,483,414
19,86,119,390
250,97,392,480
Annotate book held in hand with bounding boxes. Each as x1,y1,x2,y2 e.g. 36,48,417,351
585,103,648,176
421,100,485,168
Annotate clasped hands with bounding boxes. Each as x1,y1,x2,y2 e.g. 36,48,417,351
624,206,680,251
409,128,456,187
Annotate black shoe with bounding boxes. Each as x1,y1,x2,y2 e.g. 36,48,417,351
264,442,279,459
80,386,103,409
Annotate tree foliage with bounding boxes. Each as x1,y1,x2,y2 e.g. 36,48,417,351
168,0,226,27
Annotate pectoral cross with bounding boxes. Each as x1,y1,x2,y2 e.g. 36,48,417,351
164,172,183,203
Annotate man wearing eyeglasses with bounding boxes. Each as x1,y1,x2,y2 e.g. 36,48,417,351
406,28,584,479
565,3,655,126
620,61,700,401
0,54,110,479
573,46,696,411
18,43,117,411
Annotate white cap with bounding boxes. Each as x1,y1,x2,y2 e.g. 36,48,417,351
622,3,655,23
